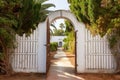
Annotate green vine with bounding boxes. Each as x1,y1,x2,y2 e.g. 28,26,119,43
68,0,120,72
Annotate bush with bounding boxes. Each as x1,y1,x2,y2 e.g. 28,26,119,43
63,43,68,50
50,42,58,51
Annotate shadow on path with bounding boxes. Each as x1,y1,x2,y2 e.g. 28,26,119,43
46,48,85,80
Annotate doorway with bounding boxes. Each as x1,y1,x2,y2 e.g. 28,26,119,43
46,18,77,74
59,41,62,47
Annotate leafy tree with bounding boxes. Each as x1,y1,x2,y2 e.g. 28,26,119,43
50,42,58,51
51,22,65,36
59,23,65,30
14,0,55,36
65,20,74,35
68,0,120,36
0,0,54,74
0,0,19,74
63,20,75,54
53,29,65,36
50,23,57,35
68,0,120,72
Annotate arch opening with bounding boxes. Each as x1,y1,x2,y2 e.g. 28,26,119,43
44,10,85,74
48,18,77,73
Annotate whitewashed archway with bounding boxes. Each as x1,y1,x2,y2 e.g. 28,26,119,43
38,10,115,73
38,10,86,73
12,10,116,73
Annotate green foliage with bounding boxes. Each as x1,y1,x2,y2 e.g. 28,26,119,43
50,42,58,51
0,0,54,47
51,22,66,36
0,0,54,74
68,0,120,71
64,20,74,35
0,0,16,48
14,0,55,36
0,0,55,36
107,28,120,49
63,31,75,53
16,0,40,35
63,43,68,50
59,23,65,30
0,0,19,74
68,0,120,37
68,0,120,50
50,23,57,35
52,29,65,36
0,28,15,48
63,20,75,53
108,34,117,49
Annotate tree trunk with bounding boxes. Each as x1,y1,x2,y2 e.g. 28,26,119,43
111,41,120,73
0,37,13,75
114,54,120,73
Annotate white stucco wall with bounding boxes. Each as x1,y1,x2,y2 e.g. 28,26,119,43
37,21,47,73
50,36,67,46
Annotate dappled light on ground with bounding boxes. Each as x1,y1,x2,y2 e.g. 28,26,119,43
47,48,85,80
57,70,85,80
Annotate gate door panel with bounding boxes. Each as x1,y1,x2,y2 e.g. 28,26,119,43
46,18,50,73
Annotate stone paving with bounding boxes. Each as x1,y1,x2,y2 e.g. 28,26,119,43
46,48,84,80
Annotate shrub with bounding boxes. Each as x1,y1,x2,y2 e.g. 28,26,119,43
50,42,58,51
63,43,68,50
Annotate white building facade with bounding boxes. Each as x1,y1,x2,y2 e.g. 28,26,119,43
50,36,67,47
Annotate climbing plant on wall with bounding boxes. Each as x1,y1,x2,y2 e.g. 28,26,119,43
68,0,120,36
68,0,120,72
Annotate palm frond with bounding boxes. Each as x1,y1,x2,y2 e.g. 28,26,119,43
41,3,55,10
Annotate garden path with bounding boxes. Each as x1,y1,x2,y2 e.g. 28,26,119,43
46,48,84,80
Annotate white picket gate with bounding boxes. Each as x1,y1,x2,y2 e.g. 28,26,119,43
11,30,38,72
85,30,116,72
